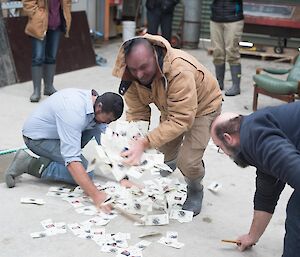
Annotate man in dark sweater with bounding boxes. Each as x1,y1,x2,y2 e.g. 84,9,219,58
210,102,300,257
210,0,244,96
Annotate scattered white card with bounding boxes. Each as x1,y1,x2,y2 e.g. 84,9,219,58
207,182,222,193
20,197,45,205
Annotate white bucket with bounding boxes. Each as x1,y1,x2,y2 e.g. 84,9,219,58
122,21,136,42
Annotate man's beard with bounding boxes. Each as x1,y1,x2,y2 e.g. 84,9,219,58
227,144,249,168
137,73,156,86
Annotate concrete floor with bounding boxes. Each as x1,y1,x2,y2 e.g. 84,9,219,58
0,39,294,257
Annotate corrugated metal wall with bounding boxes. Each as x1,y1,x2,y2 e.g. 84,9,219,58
200,0,212,39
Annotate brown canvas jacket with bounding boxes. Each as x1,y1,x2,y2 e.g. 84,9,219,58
112,34,222,149
22,0,71,40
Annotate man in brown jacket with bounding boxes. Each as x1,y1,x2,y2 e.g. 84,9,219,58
112,34,222,216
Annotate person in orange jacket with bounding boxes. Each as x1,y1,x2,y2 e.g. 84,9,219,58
113,34,222,216
22,0,71,102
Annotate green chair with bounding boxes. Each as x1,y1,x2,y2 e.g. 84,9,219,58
252,55,300,111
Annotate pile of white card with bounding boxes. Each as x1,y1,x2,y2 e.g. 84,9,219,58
95,121,174,181
27,121,195,254
29,177,190,254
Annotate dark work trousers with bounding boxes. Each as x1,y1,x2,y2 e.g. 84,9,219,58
147,7,173,42
282,190,300,257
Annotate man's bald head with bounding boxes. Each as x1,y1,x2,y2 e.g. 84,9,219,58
123,38,157,86
123,38,153,58
211,112,240,138
210,112,243,159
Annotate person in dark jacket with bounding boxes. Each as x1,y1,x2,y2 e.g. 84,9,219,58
210,0,244,96
146,0,179,42
210,102,300,257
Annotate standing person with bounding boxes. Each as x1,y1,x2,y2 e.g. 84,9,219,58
23,0,72,102
112,34,222,216
5,88,124,209
146,0,179,42
210,102,300,257
210,0,244,96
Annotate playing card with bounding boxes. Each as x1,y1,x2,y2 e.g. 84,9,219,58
30,231,48,239
48,186,71,193
75,205,98,216
87,158,97,173
158,237,184,249
142,214,169,226
128,199,152,215
169,209,193,223
100,244,119,253
73,186,84,194
207,181,222,193
81,216,110,227
90,227,105,240
40,219,56,233
55,222,67,234
166,231,178,242
65,198,84,208
134,240,152,250
20,197,45,205
67,223,83,236
46,191,69,198
116,247,143,257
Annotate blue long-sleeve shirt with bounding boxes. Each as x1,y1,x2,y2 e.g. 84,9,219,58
23,88,107,166
238,101,300,213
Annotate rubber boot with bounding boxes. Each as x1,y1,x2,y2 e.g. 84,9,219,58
182,176,204,216
215,63,225,90
225,64,241,96
5,149,51,188
159,159,176,177
30,66,42,102
43,64,57,96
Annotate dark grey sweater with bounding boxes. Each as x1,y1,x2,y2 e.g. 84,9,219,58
238,102,300,213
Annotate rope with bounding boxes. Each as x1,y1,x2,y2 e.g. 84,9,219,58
0,146,28,156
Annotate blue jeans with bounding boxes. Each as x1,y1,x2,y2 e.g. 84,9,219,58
23,133,95,185
31,29,61,66
282,190,300,257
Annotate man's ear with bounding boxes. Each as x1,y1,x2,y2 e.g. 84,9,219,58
223,133,233,145
96,102,102,112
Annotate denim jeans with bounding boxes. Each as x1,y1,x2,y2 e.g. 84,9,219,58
23,133,95,185
282,190,300,257
31,29,61,66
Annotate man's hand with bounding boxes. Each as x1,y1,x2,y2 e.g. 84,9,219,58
237,234,257,251
68,162,112,212
121,137,149,166
93,191,112,213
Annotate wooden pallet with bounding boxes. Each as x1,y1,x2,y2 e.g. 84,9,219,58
207,46,299,63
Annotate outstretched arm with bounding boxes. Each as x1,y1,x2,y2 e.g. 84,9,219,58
68,161,111,212
237,210,272,251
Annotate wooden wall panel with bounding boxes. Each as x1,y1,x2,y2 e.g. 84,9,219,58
5,11,95,83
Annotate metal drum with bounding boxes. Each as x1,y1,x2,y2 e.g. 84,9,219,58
182,0,202,49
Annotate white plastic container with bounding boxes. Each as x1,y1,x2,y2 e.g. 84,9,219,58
122,21,136,42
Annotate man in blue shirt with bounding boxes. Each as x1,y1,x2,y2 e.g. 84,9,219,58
5,88,124,209
210,102,300,257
